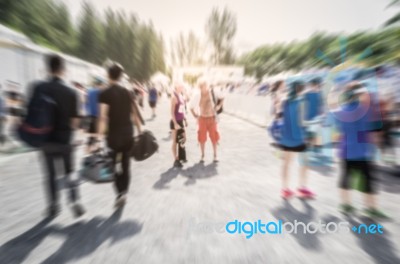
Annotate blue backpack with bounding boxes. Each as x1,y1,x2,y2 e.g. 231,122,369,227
17,83,57,148
268,118,283,142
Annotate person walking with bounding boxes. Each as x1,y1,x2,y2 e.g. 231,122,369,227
85,77,106,153
98,63,142,208
34,54,85,218
332,83,388,218
148,84,158,118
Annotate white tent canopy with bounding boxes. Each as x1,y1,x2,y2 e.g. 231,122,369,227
151,72,170,84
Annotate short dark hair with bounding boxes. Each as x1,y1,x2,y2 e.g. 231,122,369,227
288,80,305,100
46,54,65,74
108,63,124,81
309,77,322,86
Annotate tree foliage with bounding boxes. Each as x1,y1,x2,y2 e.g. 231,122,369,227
239,28,400,80
171,31,204,66
0,0,166,82
205,7,237,65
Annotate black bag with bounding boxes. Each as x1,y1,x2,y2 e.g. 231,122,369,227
131,130,158,161
17,82,57,148
211,88,223,115
177,128,186,161
80,148,115,183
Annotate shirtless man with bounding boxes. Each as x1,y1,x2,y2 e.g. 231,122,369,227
190,79,223,163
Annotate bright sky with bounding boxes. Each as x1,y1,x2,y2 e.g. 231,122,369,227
62,0,397,54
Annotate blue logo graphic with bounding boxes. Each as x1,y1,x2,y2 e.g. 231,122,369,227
225,219,384,239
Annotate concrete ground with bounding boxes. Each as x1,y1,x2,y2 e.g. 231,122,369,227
0,97,399,264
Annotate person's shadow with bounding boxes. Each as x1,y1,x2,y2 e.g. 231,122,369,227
180,162,218,186
0,209,142,264
271,200,322,251
347,215,400,264
153,162,219,189
153,167,181,189
0,217,55,264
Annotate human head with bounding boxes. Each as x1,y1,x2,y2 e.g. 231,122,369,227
46,54,65,76
288,81,305,100
309,77,322,90
272,80,284,93
108,63,124,82
343,82,363,103
197,77,208,91
174,82,185,93
374,65,385,78
93,76,106,88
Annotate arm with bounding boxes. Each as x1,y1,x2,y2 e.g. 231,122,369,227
132,107,142,134
70,91,80,130
190,93,199,119
97,103,108,137
215,98,224,111
190,108,199,119
171,96,181,129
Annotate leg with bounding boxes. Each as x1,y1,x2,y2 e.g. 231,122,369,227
110,150,123,194
209,118,220,161
63,146,85,217
282,151,292,189
198,118,206,161
172,129,178,161
361,161,377,209
298,153,309,187
62,147,79,204
339,160,352,205
120,148,131,194
43,152,58,207
212,142,218,161
200,143,205,161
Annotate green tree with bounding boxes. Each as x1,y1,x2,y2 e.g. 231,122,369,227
205,7,237,65
171,31,204,66
76,1,104,64
385,0,400,26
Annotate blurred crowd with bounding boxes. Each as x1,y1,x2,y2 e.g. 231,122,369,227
268,65,400,218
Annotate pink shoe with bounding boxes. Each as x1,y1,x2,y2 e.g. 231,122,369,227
297,188,315,199
281,189,294,199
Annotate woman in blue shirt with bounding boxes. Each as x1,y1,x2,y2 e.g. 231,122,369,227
277,81,314,199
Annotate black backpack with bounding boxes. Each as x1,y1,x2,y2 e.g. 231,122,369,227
211,88,223,114
17,83,57,148
131,130,158,161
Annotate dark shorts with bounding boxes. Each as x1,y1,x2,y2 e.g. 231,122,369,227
170,120,184,130
149,101,157,108
278,144,307,152
340,160,375,193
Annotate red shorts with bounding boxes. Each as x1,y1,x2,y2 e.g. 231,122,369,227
198,116,219,144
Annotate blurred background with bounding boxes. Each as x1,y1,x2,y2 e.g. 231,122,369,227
0,0,400,264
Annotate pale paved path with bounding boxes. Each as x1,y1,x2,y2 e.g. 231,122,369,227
0,97,400,264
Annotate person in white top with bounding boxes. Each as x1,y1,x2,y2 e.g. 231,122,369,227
190,78,223,163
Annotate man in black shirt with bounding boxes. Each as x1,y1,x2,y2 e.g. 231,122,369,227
98,63,142,208
35,54,85,218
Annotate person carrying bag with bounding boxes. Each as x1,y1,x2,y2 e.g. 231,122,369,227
97,63,143,209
